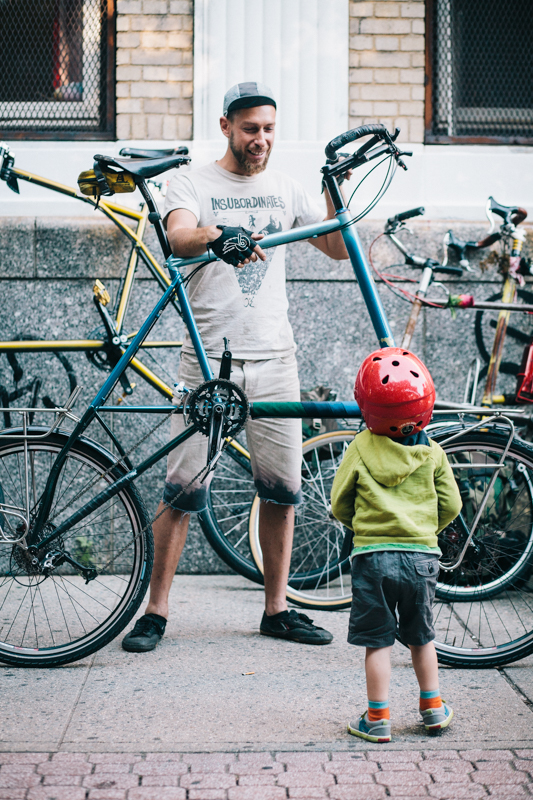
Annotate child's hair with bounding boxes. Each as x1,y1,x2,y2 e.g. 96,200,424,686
354,347,435,438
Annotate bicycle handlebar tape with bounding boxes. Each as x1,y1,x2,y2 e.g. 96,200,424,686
208,225,256,267
325,124,387,162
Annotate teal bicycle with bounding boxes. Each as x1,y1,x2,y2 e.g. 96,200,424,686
2,125,533,669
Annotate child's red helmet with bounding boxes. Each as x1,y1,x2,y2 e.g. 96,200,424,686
354,347,435,438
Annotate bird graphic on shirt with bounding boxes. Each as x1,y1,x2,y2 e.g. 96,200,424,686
234,215,282,302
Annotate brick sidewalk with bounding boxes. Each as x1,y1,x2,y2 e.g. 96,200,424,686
1,749,533,800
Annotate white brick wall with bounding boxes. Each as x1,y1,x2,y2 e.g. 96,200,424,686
115,0,193,140
349,0,425,142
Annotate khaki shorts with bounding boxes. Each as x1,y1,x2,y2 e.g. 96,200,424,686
348,551,440,648
164,350,302,512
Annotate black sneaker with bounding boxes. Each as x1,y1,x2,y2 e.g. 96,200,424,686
122,613,167,652
260,609,333,645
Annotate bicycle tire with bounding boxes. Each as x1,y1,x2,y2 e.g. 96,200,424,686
198,442,264,584
249,431,357,610
0,428,153,667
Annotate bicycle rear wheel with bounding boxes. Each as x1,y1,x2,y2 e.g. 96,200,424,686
430,427,533,667
249,431,357,610
0,429,153,667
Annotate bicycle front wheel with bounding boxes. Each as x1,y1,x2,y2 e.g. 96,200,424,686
429,428,533,668
0,429,153,667
249,431,356,610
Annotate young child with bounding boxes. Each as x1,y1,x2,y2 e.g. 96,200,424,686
331,347,462,742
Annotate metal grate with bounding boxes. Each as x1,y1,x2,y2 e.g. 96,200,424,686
427,0,533,144
0,0,115,139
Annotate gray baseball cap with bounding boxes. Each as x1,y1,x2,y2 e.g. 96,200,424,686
223,82,276,116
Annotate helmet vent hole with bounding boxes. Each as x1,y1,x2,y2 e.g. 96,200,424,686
418,420,423,426
390,426,398,432
410,370,419,378
373,356,382,361
403,352,409,355
382,375,389,385
392,360,400,366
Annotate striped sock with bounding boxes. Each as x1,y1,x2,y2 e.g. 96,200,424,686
420,689,442,710
367,699,390,721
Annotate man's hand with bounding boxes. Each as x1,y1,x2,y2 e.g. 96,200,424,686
209,225,266,267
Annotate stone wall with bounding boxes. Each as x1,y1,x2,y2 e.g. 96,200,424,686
348,0,425,142
116,0,194,140
2,216,532,573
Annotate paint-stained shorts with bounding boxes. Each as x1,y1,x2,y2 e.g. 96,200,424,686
348,550,440,648
163,350,302,512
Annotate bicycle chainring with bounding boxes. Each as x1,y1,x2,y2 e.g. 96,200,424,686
186,379,249,439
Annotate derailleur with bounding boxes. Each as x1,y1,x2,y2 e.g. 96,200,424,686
40,548,98,584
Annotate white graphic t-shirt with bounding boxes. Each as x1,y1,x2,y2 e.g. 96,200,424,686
163,161,324,360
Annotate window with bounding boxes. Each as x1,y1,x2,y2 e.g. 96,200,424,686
425,0,533,144
0,0,115,140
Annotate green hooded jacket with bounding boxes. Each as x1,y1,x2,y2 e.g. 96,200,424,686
330,429,462,556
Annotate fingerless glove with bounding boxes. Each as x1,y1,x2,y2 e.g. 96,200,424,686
208,225,256,266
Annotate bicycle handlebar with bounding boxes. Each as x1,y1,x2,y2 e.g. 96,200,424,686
324,124,389,162
388,207,424,226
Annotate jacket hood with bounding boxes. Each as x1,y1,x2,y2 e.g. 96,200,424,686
355,429,432,487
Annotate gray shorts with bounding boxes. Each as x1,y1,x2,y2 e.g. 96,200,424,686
348,550,440,648
164,350,302,513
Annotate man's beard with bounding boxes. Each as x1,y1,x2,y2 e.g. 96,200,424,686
229,133,271,175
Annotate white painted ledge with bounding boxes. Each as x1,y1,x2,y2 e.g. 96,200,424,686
1,139,532,221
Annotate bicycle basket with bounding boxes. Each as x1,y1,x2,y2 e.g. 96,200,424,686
78,167,136,197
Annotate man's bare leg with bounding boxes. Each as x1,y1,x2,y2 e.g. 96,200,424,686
258,500,294,616
144,502,190,619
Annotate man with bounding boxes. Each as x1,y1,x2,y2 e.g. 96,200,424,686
122,82,350,653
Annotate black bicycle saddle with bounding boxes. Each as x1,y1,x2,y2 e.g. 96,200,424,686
119,146,189,158
93,153,190,180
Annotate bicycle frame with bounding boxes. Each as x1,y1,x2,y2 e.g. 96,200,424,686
13,200,391,553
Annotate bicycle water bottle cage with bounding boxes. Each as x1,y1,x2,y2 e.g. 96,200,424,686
486,196,528,233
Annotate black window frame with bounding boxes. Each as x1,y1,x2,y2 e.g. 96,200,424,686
425,0,533,145
0,0,116,141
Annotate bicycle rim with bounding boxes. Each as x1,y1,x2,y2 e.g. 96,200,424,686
199,440,263,584
249,431,357,610
431,428,533,667
0,430,153,666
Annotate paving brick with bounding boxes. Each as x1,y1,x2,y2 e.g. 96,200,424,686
427,786,488,800
326,760,378,774
180,773,236,789
513,760,533,773
278,771,335,788
128,790,186,800
334,773,377,784
43,775,83,786
141,775,179,786
473,763,518,773
326,754,368,762
376,770,431,786
0,753,49,764
188,792,226,800
0,766,40,777
84,774,139,789
237,774,279,786
420,760,474,774
386,788,431,797
0,790,27,799
133,763,187,776
27,788,87,800
87,790,127,800
87,753,142,769
374,761,421,772
93,764,135,775
276,753,329,767
515,751,533,760
228,789,286,800
375,751,422,763
143,754,183,762
471,770,528,784
38,762,93,776
329,787,387,800
288,790,329,798
485,790,532,800
0,772,41,788
184,754,236,770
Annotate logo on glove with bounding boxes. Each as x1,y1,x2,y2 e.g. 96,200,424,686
222,233,250,255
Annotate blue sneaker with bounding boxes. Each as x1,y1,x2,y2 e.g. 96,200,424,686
347,711,391,743
420,702,454,733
